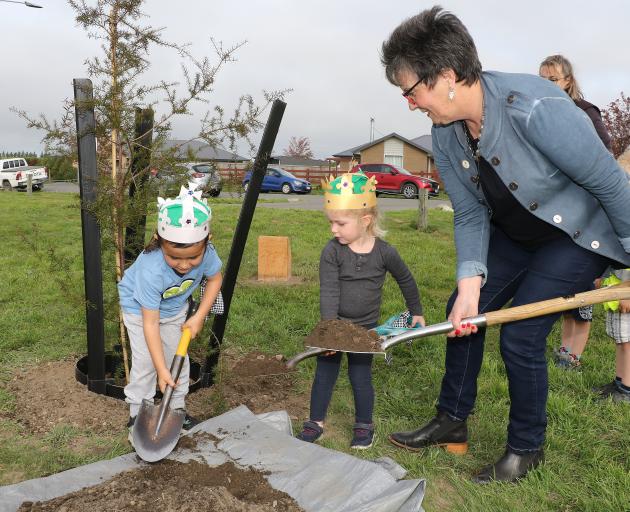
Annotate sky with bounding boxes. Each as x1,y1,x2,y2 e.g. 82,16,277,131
2,0,629,160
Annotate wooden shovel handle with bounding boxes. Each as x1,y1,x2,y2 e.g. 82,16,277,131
485,281,630,326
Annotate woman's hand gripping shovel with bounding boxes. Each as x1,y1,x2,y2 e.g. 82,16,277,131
286,281,630,368
133,328,192,462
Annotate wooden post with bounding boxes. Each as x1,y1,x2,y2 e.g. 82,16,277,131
417,188,428,231
27,174,33,195
258,236,292,281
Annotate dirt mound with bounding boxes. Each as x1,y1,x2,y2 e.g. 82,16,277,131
18,439,303,511
196,351,307,419
2,351,308,437
4,359,127,435
303,319,382,352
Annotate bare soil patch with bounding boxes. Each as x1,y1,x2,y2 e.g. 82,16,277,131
3,359,127,435
188,350,308,421
2,350,308,437
17,434,303,512
303,319,382,352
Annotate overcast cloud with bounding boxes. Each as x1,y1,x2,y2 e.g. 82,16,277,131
2,0,629,159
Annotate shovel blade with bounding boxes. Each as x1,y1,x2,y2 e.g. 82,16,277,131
132,399,185,462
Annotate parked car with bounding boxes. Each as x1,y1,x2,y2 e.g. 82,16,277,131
350,163,439,199
151,162,222,197
0,157,48,191
242,166,311,194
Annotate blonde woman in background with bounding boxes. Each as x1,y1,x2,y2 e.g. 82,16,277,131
539,55,613,370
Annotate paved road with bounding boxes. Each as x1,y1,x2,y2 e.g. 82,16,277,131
44,182,452,211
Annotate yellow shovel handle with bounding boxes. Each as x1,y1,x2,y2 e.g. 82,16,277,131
175,328,192,357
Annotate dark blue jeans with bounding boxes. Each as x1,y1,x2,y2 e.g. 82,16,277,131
309,351,374,424
438,228,610,452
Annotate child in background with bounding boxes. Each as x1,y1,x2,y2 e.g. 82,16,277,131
598,269,630,403
297,171,425,449
118,184,223,441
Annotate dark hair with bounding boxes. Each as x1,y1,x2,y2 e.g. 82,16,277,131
381,6,482,89
144,232,210,253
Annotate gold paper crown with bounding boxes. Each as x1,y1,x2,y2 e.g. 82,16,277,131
321,171,378,210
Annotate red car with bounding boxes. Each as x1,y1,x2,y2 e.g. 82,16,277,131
350,163,439,199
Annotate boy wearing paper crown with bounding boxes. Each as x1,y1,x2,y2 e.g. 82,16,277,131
118,183,223,441
296,171,425,448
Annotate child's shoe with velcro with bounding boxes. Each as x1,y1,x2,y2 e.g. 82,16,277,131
296,420,323,443
350,422,374,449
182,413,200,431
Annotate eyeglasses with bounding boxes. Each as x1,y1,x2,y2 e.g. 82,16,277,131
402,78,423,105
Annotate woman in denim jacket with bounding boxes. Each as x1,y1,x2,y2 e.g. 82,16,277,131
381,6,630,483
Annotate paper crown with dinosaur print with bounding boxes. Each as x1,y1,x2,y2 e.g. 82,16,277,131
321,171,377,210
157,183,211,243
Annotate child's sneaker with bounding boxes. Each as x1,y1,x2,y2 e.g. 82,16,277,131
296,421,323,443
592,380,619,397
350,422,374,450
553,346,571,366
556,351,581,371
182,414,200,431
127,416,136,447
611,388,630,403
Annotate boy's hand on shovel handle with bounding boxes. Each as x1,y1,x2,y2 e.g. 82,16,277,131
157,366,177,393
182,315,204,339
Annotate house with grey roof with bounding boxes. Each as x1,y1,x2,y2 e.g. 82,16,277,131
269,155,334,172
162,139,249,163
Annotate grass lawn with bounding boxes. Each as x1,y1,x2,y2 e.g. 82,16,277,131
0,192,628,511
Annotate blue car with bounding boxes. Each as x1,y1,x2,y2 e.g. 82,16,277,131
242,166,312,194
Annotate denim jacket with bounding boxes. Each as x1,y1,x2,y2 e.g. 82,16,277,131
432,71,630,283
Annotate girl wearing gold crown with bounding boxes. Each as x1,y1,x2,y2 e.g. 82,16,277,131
118,183,223,445
296,171,425,449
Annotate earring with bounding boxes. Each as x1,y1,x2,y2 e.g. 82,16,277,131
448,87,455,101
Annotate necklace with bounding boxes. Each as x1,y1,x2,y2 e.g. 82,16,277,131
462,121,480,162
462,96,485,162
462,96,485,190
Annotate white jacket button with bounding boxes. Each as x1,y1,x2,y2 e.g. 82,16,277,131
591,241,600,249
553,214,562,223
462,160,470,169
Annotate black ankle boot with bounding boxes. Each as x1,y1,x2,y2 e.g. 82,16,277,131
472,448,544,484
388,410,468,454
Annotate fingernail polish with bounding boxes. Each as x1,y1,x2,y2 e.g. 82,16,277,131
455,329,461,335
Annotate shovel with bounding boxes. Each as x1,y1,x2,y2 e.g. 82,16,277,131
286,280,630,368
132,328,192,462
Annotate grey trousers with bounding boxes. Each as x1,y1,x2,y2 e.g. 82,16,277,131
122,306,190,417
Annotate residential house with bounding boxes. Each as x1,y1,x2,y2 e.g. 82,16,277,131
330,133,434,177
163,139,249,163
161,139,250,176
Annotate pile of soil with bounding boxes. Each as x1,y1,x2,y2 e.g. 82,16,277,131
2,351,307,439
18,435,303,512
194,351,307,419
303,319,382,352
4,359,128,435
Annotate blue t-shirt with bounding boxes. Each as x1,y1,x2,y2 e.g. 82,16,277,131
118,244,222,317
